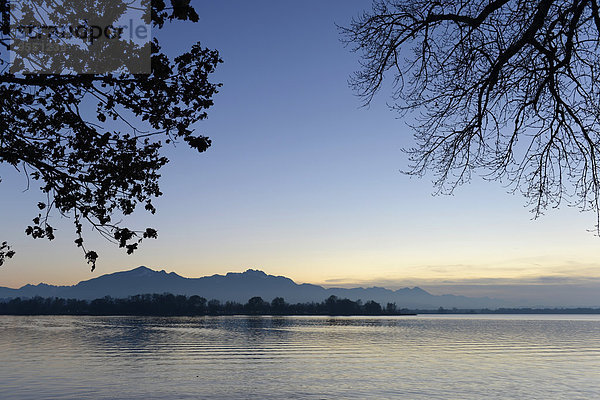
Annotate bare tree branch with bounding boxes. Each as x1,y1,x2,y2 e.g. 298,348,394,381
342,0,600,232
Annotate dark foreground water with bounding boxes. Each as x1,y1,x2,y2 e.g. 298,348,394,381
1,315,599,399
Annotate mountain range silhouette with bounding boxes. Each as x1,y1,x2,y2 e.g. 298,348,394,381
0,266,506,308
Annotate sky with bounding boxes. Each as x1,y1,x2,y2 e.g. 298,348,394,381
2,1,600,304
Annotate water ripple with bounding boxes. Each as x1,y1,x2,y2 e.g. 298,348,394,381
1,315,599,399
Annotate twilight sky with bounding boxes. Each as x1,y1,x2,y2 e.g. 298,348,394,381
1,1,600,303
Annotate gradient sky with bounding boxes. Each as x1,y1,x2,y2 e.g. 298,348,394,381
2,1,600,302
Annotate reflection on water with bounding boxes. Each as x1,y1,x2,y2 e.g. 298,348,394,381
1,315,599,399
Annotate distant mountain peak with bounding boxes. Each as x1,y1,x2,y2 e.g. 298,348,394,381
21,283,56,289
131,265,152,271
128,266,158,276
225,269,269,278
243,269,267,276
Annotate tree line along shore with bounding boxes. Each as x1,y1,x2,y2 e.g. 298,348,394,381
0,294,413,316
1,294,599,316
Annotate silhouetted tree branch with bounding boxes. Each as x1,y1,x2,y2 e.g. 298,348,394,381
341,0,600,231
0,0,221,269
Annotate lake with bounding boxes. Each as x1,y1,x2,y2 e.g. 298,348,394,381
1,315,599,399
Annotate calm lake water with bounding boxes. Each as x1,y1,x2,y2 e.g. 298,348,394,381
1,315,599,399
